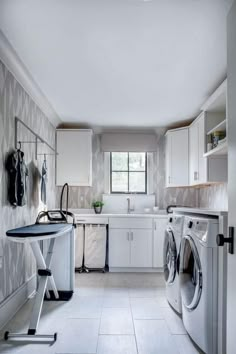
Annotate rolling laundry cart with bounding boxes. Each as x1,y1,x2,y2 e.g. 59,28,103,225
84,224,107,272
5,210,76,342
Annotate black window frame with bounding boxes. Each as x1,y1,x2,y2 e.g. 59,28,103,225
110,152,147,194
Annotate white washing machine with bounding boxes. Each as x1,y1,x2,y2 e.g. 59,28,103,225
163,215,184,314
179,215,219,354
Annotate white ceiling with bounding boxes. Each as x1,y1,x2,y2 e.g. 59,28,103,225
0,0,232,128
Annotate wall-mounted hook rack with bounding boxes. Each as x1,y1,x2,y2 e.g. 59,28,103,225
37,153,58,156
15,117,57,160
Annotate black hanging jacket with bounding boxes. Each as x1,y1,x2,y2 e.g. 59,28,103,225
6,150,28,206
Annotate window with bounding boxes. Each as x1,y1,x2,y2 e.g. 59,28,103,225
110,152,147,193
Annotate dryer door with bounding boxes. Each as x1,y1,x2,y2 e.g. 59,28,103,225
179,235,202,311
163,228,177,284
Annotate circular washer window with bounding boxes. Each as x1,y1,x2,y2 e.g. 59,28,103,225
179,235,202,311
163,229,177,284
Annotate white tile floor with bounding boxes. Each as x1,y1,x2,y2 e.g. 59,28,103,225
0,273,201,354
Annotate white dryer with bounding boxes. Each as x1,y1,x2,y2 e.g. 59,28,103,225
163,215,184,314
179,216,219,354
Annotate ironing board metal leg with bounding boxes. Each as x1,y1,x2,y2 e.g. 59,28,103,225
28,239,59,334
31,240,59,299
28,275,48,333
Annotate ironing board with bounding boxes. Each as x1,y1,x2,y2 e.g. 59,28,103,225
5,223,73,342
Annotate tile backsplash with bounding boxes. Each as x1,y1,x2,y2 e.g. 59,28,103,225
198,183,228,210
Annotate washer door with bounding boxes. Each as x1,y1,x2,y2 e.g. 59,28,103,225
163,229,177,284
179,235,202,311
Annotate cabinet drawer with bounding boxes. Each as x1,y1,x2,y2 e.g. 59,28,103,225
109,217,152,229
75,216,109,224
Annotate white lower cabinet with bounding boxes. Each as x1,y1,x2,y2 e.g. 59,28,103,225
130,229,152,267
153,217,168,268
109,229,130,267
109,228,152,268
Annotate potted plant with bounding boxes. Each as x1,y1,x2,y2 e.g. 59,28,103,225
92,201,104,214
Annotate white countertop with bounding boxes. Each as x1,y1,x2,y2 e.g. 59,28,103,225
174,207,228,217
70,209,168,218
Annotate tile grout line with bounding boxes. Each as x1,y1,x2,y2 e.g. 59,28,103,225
130,296,140,354
95,294,104,354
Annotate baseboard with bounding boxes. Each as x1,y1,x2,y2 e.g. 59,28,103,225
0,274,36,330
109,267,163,273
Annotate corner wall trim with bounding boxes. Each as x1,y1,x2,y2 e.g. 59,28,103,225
0,30,61,127
0,274,36,330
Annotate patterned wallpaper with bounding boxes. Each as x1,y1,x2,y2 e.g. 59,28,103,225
0,60,56,304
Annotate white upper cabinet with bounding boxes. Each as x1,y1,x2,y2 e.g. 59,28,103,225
189,113,207,185
165,128,189,187
56,129,93,186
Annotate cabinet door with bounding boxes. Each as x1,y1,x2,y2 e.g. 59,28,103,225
165,133,172,187
153,218,168,268
189,122,199,185
130,229,152,267
198,114,207,183
171,129,189,186
109,229,130,267
56,130,92,186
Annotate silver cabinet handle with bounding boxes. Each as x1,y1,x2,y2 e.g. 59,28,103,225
130,231,133,241
127,232,129,241
194,171,198,181
154,222,157,231
168,176,171,184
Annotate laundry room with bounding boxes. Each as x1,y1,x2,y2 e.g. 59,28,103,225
0,1,235,354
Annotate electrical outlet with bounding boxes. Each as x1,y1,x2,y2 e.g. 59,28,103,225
172,197,177,204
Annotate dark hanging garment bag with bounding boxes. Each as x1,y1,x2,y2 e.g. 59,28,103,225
5,151,18,206
17,150,28,206
5,149,28,207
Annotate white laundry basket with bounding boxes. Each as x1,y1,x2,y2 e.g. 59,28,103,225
75,225,84,271
84,225,107,271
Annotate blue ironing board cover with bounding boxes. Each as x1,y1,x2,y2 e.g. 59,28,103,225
6,223,72,237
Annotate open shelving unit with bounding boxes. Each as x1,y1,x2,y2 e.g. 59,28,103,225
204,140,227,157
207,119,227,136
202,79,228,158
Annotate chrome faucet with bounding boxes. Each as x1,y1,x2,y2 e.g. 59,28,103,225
127,197,134,214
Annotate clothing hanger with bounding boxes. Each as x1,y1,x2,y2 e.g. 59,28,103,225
17,141,24,158
44,154,47,169
17,141,22,151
